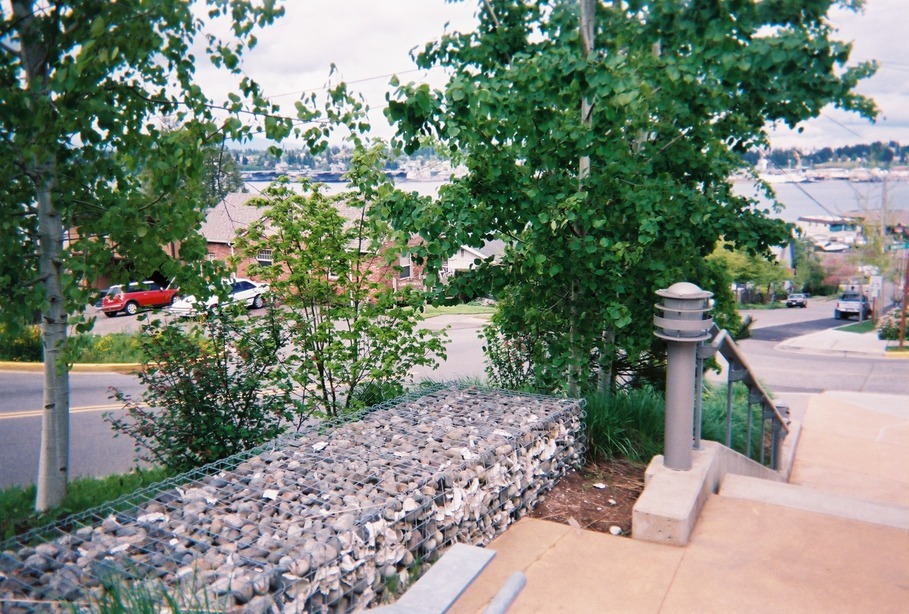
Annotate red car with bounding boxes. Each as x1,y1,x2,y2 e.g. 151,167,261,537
101,281,178,317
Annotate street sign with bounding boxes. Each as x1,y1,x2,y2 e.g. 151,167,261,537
870,275,882,297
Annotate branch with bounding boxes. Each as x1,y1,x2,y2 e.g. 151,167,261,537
118,83,330,127
482,0,500,29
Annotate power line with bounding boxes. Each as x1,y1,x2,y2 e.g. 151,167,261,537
265,68,426,100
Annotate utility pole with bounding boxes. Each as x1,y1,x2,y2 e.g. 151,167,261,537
900,249,909,350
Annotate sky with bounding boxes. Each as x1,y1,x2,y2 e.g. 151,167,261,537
203,0,908,153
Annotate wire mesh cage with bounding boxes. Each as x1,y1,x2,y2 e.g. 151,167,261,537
1,384,585,613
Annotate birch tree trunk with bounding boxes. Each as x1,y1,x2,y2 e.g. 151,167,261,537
36,179,70,512
569,0,595,396
14,0,70,511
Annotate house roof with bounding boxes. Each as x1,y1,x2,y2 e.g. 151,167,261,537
199,192,262,244
201,192,387,251
460,239,507,262
844,209,909,227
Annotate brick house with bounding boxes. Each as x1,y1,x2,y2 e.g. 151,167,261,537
200,192,424,290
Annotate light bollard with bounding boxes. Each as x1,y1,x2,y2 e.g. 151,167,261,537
654,282,714,471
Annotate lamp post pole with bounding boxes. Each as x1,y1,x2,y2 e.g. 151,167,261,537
654,282,713,471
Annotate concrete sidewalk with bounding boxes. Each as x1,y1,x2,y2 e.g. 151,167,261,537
775,326,902,358
450,389,909,613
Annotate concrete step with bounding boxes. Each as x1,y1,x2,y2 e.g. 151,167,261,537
720,473,909,530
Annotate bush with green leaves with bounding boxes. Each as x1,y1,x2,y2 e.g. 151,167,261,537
877,309,906,341
0,324,42,362
234,145,446,418
106,307,297,473
482,318,560,394
582,381,769,466
67,333,143,364
700,382,766,462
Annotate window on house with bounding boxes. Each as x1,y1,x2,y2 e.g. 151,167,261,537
206,252,217,261
256,249,273,265
399,253,412,279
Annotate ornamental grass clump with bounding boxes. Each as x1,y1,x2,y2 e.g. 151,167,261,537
583,387,665,464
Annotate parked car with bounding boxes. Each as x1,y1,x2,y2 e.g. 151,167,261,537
834,292,872,320
92,287,110,309
102,281,178,317
169,278,269,317
786,293,808,308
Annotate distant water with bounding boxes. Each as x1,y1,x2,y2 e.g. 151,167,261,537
735,178,909,223
246,177,909,225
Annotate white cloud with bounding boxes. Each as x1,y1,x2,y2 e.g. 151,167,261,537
196,0,478,145
196,0,905,150
769,0,909,150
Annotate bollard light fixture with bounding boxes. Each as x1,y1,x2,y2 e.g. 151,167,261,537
654,282,714,342
654,282,714,471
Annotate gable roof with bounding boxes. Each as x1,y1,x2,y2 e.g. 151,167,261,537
200,192,377,247
460,239,507,262
199,192,262,245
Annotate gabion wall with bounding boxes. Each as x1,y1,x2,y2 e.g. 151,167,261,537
0,386,584,613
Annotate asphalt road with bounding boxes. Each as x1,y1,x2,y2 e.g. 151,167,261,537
0,370,147,489
0,310,492,489
2,299,907,489
734,297,909,396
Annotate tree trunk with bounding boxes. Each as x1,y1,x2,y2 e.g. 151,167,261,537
567,0,595,397
36,181,70,512
597,328,616,395
14,0,70,511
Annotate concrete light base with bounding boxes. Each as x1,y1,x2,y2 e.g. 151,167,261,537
632,440,792,546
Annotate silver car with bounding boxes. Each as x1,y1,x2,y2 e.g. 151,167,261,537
169,278,269,317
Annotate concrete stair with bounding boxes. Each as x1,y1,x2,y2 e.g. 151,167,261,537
448,391,909,613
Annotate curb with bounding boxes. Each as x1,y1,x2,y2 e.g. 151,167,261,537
0,362,140,374
773,343,889,359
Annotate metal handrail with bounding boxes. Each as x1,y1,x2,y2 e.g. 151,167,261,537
696,323,790,470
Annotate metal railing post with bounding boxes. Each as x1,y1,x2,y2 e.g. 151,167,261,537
654,282,713,471
770,401,790,470
694,348,704,450
725,377,734,448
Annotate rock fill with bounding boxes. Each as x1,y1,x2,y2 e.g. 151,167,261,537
0,386,584,612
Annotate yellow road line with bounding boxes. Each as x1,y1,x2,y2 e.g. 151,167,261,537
0,403,138,421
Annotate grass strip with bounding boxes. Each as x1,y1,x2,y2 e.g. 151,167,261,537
1,467,173,543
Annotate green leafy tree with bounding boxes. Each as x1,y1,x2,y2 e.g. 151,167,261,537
385,0,875,394
235,144,447,418
1,0,291,510
791,237,828,295
708,244,791,304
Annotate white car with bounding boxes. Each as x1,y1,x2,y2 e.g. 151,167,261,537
169,278,269,317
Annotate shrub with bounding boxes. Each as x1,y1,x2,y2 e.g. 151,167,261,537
0,325,42,361
482,325,555,394
877,309,906,341
583,382,765,466
106,306,298,473
700,382,765,461
67,333,143,363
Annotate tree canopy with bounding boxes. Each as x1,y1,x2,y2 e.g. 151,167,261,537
385,0,877,394
235,144,447,418
1,0,289,510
